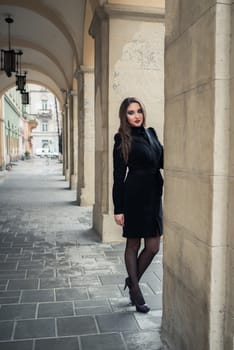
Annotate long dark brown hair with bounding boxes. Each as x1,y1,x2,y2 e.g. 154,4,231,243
118,97,146,163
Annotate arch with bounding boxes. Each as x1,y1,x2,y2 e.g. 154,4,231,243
0,39,69,89
0,75,64,107
0,0,80,66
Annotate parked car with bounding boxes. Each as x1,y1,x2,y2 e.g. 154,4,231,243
35,148,59,158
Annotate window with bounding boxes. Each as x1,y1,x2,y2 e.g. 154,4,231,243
41,100,48,110
42,140,49,148
41,121,48,132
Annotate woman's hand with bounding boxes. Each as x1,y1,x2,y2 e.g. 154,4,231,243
114,214,124,226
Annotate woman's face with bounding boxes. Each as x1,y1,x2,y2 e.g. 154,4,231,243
126,102,144,127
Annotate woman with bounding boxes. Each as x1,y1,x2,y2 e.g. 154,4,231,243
112,97,163,313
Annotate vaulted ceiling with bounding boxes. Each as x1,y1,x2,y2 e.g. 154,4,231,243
0,0,87,103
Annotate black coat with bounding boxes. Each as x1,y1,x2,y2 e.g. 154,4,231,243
112,126,163,238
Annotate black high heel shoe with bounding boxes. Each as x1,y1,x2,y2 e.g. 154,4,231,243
130,286,150,313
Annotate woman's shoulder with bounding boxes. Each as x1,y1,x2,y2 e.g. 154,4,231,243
147,127,157,137
114,132,122,146
114,132,121,141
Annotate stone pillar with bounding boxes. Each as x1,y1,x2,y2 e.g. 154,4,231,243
62,101,70,181
69,92,78,190
162,1,233,349
65,101,71,182
0,99,5,171
62,108,66,176
225,2,234,348
76,66,95,206
90,4,165,241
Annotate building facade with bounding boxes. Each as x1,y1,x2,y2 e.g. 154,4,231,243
0,87,37,169
29,84,61,157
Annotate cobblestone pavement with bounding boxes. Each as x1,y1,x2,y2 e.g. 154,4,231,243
0,158,163,350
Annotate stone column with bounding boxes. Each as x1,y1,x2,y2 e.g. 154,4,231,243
162,1,233,349
0,99,5,171
64,100,71,182
62,108,66,176
90,4,165,241
69,92,78,190
62,101,70,181
225,2,234,348
76,66,95,206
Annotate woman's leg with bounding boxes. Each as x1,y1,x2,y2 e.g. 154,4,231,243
124,238,150,312
124,238,141,287
137,236,160,281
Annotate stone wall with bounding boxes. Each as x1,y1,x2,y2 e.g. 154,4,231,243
162,1,233,349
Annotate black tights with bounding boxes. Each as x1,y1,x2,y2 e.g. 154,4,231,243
124,236,160,289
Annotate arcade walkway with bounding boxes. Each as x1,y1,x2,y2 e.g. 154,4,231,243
0,158,163,350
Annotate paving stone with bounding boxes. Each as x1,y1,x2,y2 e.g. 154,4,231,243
88,285,122,299
123,330,163,350
56,268,83,278
38,301,74,318
32,253,56,260
74,299,109,308
0,303,37,320
0,291,20,298
96,312,139,332
144,294,162,310
109,297,135,313
141,272,162,293
0,248,21,254
99,274,125,285
0,160,163,348
75,305,111,316
80,333,126,350
35,337,79,350
70,276,100,287
135,283,155,296
104,250,124,257
134,310,162,330
5,255,32,261
0,297,20,304
40,278,69,289
21,290,54,303
149,264,163,281
18,262,45,269
0,271,26,280
0,254,7,261
110,265,126,274
0,243,12,247
14,318,56,339
96,256,122,263
0,321,14,340
12,243,34,248
0,263,17,270
26,269,55,278
57,316,97,336
84,269,111,275
0,340,33,350
55,288,88,301
7,279,39,290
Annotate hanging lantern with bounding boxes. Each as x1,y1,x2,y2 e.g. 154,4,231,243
0,17,20,78
21,91,29,105
15,51,27,92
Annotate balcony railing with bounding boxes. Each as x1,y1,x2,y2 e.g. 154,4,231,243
37,109,52,118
